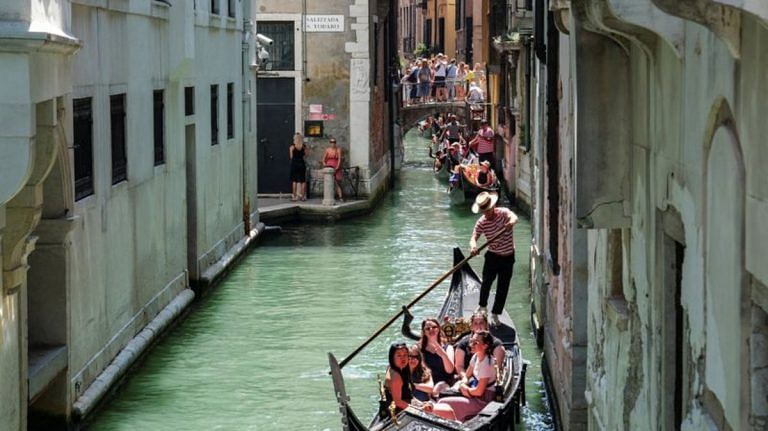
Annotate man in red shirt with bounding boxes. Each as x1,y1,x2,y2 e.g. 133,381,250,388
469,192,518,326
469,120,496,170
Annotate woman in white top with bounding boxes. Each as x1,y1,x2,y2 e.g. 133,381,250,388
434,330,497,422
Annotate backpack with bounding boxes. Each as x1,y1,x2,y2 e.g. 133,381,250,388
407,68,418,83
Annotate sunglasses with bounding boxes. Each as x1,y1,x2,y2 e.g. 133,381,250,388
424,325,440,331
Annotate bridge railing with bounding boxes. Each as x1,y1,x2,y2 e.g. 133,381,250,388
398,79,485,107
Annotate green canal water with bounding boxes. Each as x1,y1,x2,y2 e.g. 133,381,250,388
88,131,553,430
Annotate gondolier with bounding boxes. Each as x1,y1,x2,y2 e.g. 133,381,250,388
469,120,495,170
469,192,518,326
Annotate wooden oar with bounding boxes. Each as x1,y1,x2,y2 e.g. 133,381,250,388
336,228,508,370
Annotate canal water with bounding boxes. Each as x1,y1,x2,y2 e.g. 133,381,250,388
88,130,553,430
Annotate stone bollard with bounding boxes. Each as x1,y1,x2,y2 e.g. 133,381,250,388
322,167,336,206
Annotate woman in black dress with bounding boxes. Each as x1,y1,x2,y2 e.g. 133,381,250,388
289,133,308,201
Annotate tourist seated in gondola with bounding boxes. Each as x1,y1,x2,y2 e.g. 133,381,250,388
384,342,455,419
476,160,495,188
428,148,446,173
448,165,463,191
462,148,479,166
418,318,456,397
408,344,434,402
384,343,426,412
434,330,497,422
448,142,462,166
454,312,505,380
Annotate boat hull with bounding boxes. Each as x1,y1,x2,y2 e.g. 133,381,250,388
329,249,525,431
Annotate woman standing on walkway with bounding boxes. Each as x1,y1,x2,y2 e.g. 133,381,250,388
289,133,308,201
323,137,344,201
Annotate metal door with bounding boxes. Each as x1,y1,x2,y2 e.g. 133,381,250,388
257,78,295,193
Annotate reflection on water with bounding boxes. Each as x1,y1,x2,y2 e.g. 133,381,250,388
88,130,553,430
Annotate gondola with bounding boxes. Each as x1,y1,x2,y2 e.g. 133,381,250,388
449,164,500,206
429,147,451,181
328,248,526,431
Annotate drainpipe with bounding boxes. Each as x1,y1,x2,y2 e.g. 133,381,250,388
303,0,308,85
433,0,438,51
389,0,398,188
241,0,252,235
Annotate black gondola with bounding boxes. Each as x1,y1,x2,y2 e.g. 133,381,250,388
329,248,526,431
449,164,500,206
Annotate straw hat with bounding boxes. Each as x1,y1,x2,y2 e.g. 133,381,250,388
472,192,498,214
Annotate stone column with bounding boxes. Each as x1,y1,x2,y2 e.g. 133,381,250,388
322,168,336,206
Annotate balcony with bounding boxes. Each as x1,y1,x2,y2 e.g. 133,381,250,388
492,32,523,54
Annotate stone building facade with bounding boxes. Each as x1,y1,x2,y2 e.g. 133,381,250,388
528,0,768,429
0,0,259,428
255,0,396,200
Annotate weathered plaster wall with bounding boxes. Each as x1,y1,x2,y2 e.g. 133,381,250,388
0,1,79,428
66,0,246,411
0,248,22,429
530,2,768,430
258,0,387,197
303,0,352,169
577,4,768,431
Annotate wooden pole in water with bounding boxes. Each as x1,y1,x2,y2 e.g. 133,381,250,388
336,228,507,370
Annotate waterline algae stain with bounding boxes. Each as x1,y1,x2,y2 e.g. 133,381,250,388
89,130,552,430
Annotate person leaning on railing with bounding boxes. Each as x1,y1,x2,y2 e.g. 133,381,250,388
446,58,458,102
401,64,419,106
417,59,432,104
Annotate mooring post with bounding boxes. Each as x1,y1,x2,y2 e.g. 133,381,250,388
323,167,336,206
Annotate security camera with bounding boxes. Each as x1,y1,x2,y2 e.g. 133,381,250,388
256,33,273,46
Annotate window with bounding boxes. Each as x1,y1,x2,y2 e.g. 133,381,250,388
73,97,94,200
211,84,219,145
256,22,295,70
110,94,127,184
185,86,195,116
211,0,219,15
455,0,463,30
227,0,234,18
425,19,432,48
465,17,473,65
153,90,165,166
226,82,234,139
437,18,445,53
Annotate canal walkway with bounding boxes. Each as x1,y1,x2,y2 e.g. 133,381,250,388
256,194,371,224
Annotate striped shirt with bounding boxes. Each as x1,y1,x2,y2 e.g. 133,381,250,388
476,127,495,154
472,207,516,256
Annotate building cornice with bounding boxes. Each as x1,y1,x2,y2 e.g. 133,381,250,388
0,21,80,55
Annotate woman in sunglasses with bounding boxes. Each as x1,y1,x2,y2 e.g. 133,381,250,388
418,318,456,397
454,312,505,380
385,343,446,416
435,331,497,422
408,344,433,402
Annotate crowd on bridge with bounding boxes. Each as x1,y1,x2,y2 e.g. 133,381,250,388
399,54,487,106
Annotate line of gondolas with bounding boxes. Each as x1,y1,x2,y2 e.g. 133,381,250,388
423,109,501,206
328,237,528,430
